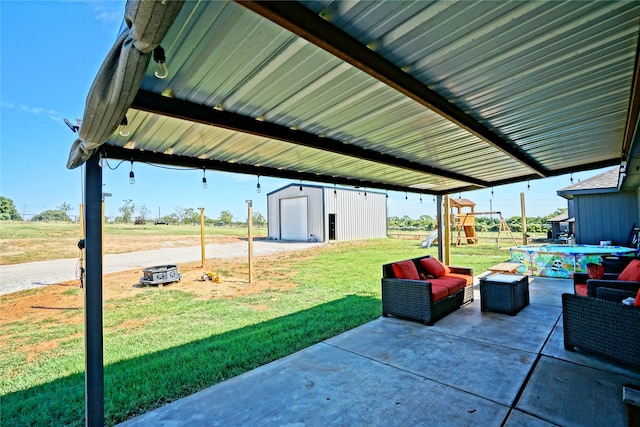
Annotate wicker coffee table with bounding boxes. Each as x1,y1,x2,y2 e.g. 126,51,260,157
480,273,529,315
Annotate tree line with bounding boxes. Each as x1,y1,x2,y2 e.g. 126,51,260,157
1,195,566,232
387,209,568,233
0,196,267,227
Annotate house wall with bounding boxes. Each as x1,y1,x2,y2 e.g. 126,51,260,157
574,191,639,245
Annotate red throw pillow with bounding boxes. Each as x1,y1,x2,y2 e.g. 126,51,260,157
618,259,640,282
391,260,420,280
586,263,604,279
635,288,640,307
420,257,451,278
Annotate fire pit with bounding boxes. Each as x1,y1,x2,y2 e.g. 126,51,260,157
139,265,182,286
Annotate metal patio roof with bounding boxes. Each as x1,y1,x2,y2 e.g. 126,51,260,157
67,0,640,195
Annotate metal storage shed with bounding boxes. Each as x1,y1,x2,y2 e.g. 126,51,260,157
267,184,387,242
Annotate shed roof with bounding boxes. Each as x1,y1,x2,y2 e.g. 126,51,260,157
67,0,640,195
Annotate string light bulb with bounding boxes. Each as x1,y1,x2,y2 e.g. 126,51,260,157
129,160,135,185
299,180,303,195
119,116,130,136
405,192,408,200
420,194,423,204
527,180,530,190
256,175,261,193
333,183,337,198
153,46,168,79
202,168,208,189
570,172,574,183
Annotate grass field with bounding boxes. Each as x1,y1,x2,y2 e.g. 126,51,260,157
0,222,267,265
1,224,522,425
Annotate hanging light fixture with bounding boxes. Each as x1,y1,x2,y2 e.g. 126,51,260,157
420,194,423,204
129,160,135,185
299,180,303,195
202,168,208,189
119,116,130,136
405,192,408,200
153,46,168,79
333,183,337,198
527,180,531,190
570,172,574,183
256,175,261,193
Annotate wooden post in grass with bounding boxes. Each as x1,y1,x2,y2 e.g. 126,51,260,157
520,192,528,245
199,208,205,268
246,200,254,284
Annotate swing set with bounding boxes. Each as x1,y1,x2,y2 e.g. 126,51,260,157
450,198,517,248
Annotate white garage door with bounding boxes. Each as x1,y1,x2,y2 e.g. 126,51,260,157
280,197,308,241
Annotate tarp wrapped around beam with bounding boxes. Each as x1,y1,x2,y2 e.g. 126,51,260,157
66,0,183,169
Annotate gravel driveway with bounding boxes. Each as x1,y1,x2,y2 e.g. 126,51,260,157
0,241,323,296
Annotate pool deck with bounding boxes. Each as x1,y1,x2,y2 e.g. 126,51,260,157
119,277,640,426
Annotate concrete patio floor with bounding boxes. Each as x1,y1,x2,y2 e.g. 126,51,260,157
120,277,640,426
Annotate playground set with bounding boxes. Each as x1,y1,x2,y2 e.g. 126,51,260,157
422,198,517,249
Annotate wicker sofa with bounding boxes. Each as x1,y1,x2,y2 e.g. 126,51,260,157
382,256,473,325
562,290,640,370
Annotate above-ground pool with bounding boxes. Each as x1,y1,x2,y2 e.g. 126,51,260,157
510,244,636,278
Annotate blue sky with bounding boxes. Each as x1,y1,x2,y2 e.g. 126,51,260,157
0,1,611,222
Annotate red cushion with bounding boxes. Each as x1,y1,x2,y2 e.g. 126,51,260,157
635,288,640,307
446,272,473,286
586,263,604,279
618,259,640,282
431,277,465,294
430,284,449,302
574,284,587,296
391,260,420,280
420,257,451,278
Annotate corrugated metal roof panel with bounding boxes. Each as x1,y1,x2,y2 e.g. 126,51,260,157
101,0,639,194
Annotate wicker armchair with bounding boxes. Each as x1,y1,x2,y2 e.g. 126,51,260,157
562,292,640,370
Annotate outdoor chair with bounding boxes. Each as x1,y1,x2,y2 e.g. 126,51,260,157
574,257,639,297
562,290,640,370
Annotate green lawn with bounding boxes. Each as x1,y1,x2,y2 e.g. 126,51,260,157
0,238,513,426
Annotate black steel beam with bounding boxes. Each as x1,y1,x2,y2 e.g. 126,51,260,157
103,144,619,197
102,143,441,194
84,153,104,426
131,90,489,187
443,157,622,195
235,0,550,178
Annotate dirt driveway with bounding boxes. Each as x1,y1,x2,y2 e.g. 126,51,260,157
0,240,323,296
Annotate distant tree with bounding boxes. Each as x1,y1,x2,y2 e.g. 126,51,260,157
32,209,71,222
251,212,266,227
219,210,233,225
57,202,72,213
0,196,23,221
182,208,199,224
115,199,135,223
418,214,435,230
138,205,151,220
